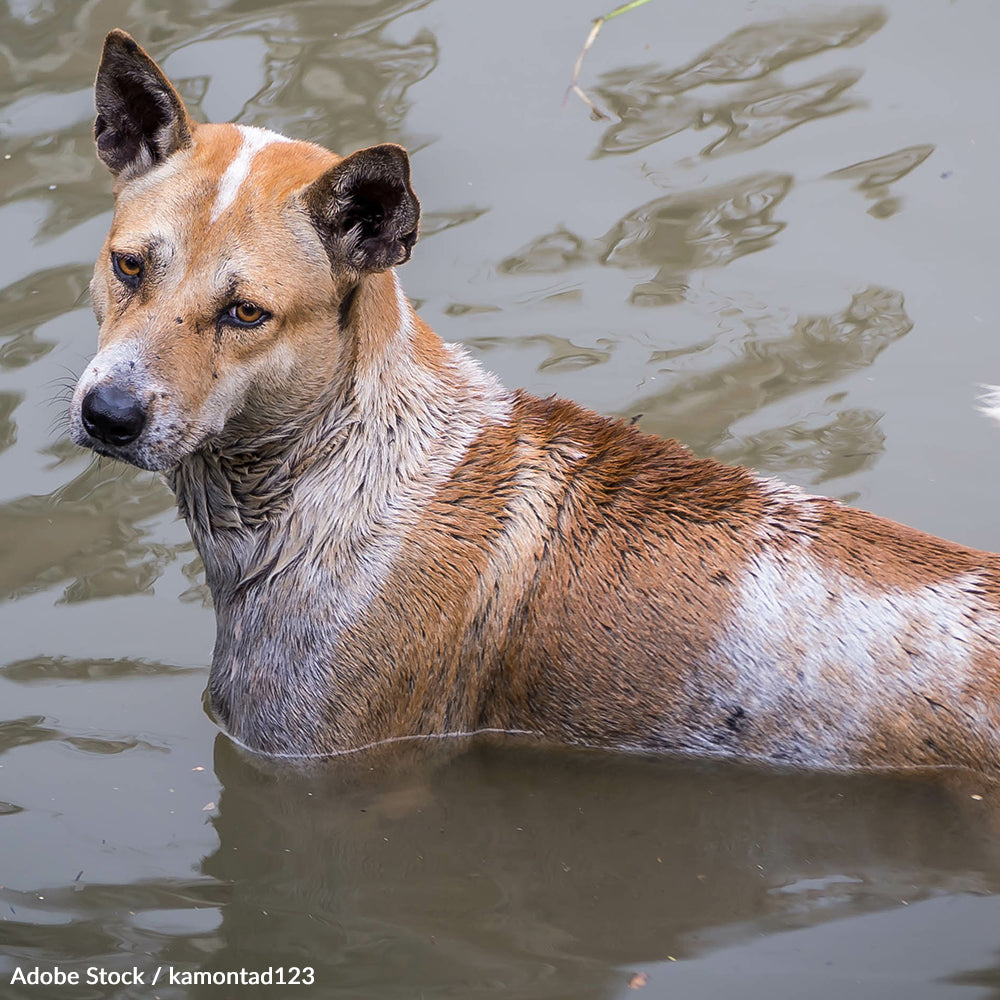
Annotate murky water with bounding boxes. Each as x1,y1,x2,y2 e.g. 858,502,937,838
3,0,1000,996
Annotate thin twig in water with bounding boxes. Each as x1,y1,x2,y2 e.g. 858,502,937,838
566,0,657,119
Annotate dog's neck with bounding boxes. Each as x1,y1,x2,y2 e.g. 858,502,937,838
168,270,511,600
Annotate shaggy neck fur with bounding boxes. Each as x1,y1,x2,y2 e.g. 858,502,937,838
166,271,511,752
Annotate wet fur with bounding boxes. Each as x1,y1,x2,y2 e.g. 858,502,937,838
72,31,1000,771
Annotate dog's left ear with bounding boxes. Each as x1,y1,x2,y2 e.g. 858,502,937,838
302,144,420,272
94,29,192,180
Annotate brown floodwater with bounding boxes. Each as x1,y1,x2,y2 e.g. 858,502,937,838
3,0,1000,997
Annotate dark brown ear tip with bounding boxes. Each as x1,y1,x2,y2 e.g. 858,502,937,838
103,28,139,52
355,143,409,168
378,143,410,165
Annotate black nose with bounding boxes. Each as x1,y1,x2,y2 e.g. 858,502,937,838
81,385,147,446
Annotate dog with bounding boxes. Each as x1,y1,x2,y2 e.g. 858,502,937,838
70,30,1000,771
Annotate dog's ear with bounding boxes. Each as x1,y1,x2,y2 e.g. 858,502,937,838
302,144,420,272
94,29,192,180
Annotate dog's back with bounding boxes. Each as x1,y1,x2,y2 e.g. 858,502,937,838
334,389,1000,770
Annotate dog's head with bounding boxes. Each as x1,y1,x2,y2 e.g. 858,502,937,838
70,30,419,471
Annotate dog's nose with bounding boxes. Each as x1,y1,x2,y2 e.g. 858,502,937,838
81,385,147,446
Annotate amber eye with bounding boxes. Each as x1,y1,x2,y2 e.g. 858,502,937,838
225,301,270,328
234,302,263,323
112,252,144,285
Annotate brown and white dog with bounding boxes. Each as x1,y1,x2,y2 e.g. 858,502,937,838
71,30,1000,770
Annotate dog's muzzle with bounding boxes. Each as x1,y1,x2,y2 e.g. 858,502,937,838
80,384,147,446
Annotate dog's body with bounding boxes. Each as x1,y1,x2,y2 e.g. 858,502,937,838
71,31,1000,770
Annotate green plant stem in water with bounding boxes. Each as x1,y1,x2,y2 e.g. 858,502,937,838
567,0,657,119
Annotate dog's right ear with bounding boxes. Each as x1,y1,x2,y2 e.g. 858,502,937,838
94,29,192,180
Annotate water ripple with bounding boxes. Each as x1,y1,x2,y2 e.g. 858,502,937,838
592,7,885,157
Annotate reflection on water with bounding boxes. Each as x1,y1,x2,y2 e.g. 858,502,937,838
468,333,613,375
630,286,912,459
0,392,21,454
696,68,863,159
593,7,885,157
1,654,199,684
0,714,162,757
4,739,999,1000
598,66,864,161
714,406,885,488
215,0,438,151
500,227,599,275
605,173,793,304
420,205,489,238
828,143,936,218
0,462,176,603
501,172,793,305
193,742,1000,997
0,265,88,371
0,877,232,977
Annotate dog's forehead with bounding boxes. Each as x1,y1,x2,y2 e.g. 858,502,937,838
112,123,338,237
198,123,338,218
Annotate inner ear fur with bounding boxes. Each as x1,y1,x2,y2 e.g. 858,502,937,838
94,29,192,180
302,144,420,273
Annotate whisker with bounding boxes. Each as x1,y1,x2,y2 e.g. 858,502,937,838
47,367,76,379
45,387,76,414
48,410,71,433
45,376,77,391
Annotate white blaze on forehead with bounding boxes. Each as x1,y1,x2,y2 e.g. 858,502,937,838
211,125,292,223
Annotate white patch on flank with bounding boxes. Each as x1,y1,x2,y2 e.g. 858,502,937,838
211,126,291,223
700,549,999,764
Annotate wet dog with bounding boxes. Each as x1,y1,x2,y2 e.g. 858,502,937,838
72,30,1000,769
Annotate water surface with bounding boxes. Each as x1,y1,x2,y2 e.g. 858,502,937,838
3,0,1000,996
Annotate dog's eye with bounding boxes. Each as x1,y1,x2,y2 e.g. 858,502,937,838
225,302,270,327
112,252,144,285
